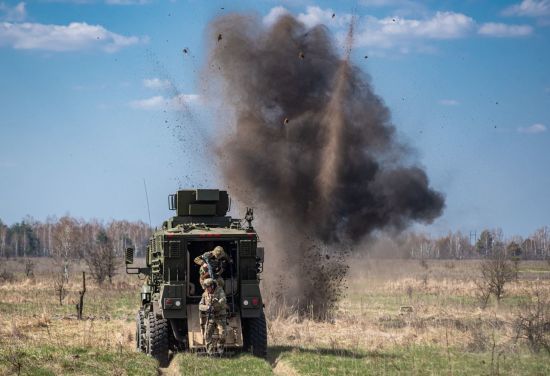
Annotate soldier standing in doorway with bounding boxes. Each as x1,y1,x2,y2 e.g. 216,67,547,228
199,278,227,355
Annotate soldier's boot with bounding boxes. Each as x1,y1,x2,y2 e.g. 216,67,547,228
216,337,225,355
217,325,226,355
206,342,215,356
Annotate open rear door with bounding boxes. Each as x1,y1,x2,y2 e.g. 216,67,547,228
187,304,243,349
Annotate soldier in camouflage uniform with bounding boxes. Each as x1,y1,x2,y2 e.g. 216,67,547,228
194,245,228,289
199,278,227,355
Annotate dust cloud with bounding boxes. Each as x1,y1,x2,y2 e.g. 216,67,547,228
201,13,445,317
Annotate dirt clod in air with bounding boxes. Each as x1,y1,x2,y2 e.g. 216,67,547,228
202,13,444,319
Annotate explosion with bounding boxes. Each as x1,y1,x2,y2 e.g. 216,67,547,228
202,13,444,317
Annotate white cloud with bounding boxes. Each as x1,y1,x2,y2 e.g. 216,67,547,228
385,12,473,39
518,123,547,134
0,2,26,22
0,21,146,52
264,6,352,29
503,0,550,17
262,6,535,54
438,99,460,106
129,94,201,110
280,8,475,51
355,12,475,50
297,6,345,29
478,22,533,37
262,6,290,26
129,95,164,110
143,78,171,89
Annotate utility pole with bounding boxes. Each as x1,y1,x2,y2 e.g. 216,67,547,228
469,231,477,246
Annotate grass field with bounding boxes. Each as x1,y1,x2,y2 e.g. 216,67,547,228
1,257,549,375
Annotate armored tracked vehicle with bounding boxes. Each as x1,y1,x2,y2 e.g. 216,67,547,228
125,189,266,363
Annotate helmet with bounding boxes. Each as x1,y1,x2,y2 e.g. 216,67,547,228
212,246,226,258
203,278,216,288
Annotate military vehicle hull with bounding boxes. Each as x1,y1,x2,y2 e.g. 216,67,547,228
127,189,266,363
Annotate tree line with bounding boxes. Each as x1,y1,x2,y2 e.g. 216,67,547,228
1,216,549,263
0,216,152,284
406,227,550,260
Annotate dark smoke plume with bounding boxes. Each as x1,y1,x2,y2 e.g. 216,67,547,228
202,14,445,317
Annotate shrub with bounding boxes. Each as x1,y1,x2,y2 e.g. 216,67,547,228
0,269,16,283
514,287,550,353
476,248,515,304
24,258,35,278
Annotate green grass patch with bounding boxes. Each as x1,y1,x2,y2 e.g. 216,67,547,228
518,264,550,272
0,287,139,319
498,294,532,308
276,345,550,376
0,344,157,376
347,292,479,315
0,301,16,314
178,353,273,375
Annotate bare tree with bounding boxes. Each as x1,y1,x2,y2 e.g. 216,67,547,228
477,246,516,303
532,226,550,259
408,232,438,259
85,230,119,285
52,217,79,283
35,216,56,257
0,221,6,258
53,272,67,306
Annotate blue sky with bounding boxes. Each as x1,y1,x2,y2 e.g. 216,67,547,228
0,0,549,238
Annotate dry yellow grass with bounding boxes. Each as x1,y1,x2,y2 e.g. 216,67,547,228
0,258,153,375
266,258,550,355
1,257,549,375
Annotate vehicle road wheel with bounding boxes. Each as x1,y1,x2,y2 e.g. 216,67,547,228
146,311,169,366
243,309,267,358
136,309,146,353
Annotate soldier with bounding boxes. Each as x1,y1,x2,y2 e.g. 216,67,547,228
199,278,227,355
194,245,228,288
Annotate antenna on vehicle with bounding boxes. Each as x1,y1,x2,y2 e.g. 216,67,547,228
143,179,152,229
